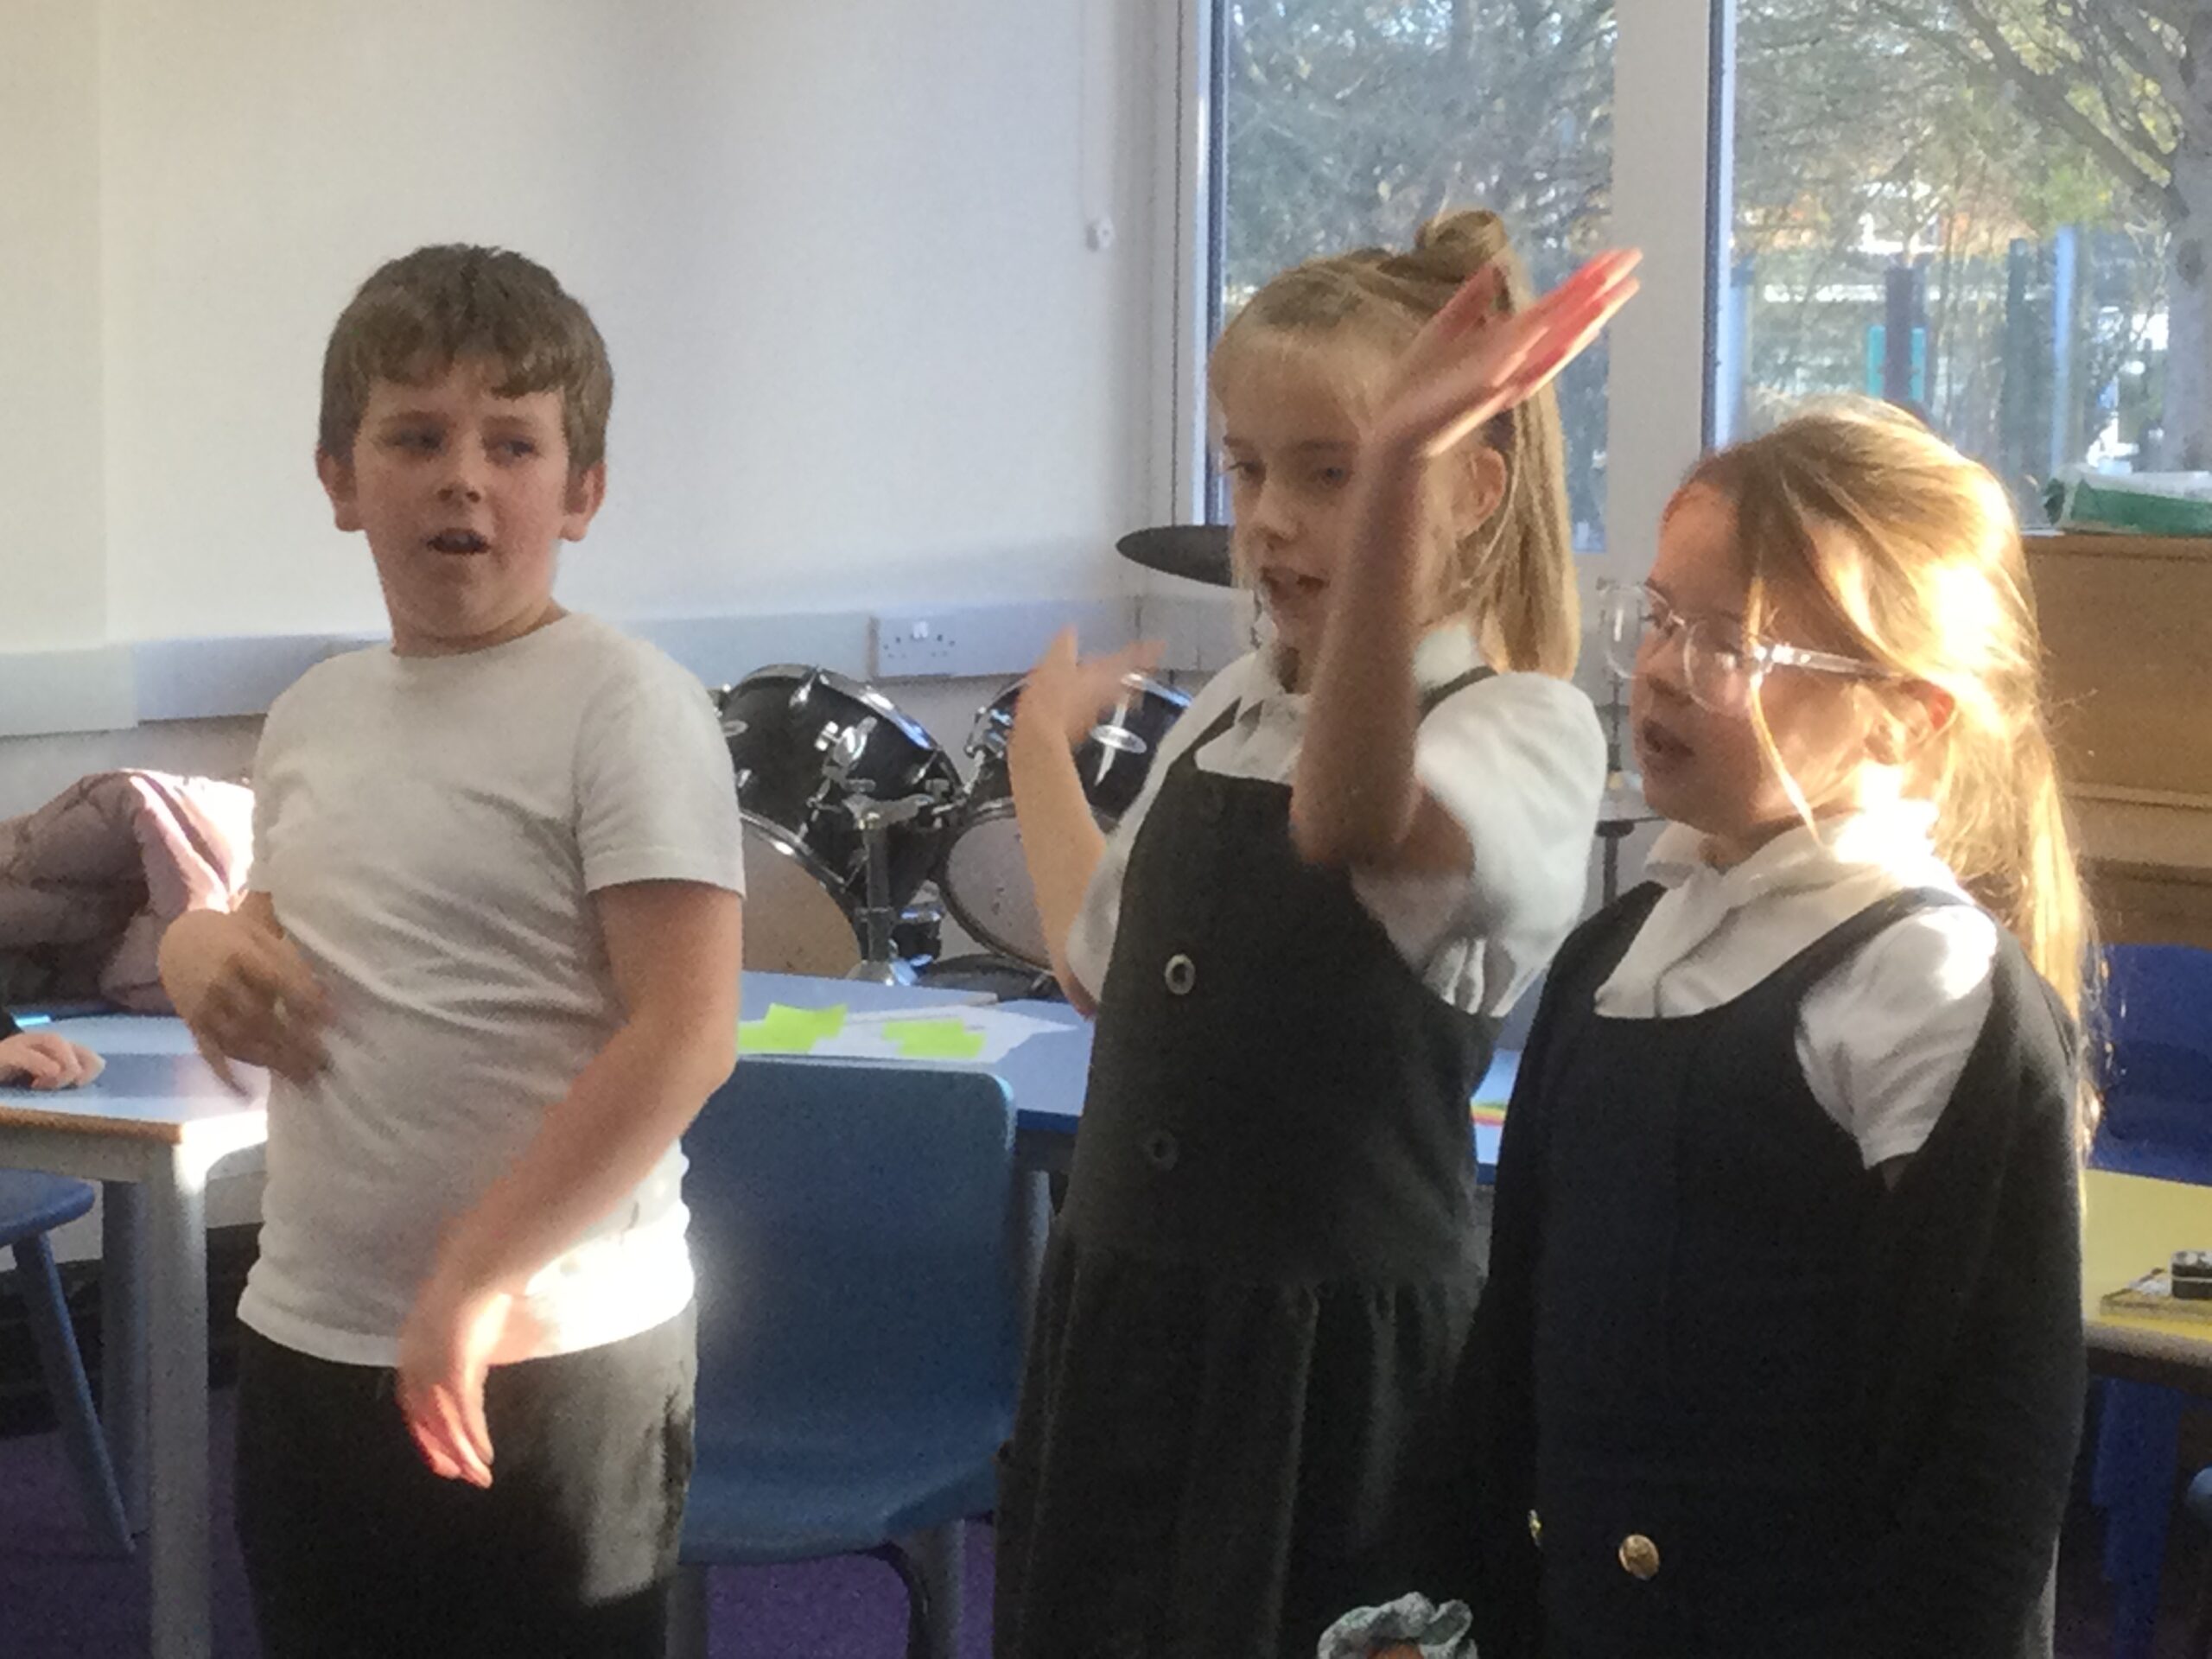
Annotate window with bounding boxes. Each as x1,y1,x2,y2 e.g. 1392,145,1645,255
1207,1,1618,546
1718,1,2202,510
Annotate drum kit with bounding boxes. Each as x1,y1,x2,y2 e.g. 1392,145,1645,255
715,525,1230,989
713,664,1190,988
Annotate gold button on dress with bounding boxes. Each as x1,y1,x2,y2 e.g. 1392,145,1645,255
1618,1533,1661,1580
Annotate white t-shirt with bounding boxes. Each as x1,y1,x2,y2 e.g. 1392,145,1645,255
1594,798,2000,1168
1065,625,1607,1016
238,614,747,1368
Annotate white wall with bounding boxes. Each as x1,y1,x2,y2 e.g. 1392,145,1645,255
5,0,1164,658
0,0,105,652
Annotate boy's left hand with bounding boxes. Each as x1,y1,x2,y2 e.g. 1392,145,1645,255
396,1272,536,1487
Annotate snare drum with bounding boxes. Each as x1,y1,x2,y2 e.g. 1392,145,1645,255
715,666,961,974
939,675,1190,969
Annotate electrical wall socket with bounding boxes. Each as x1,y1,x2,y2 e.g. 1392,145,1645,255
873,613,962,675
870,597,1139,680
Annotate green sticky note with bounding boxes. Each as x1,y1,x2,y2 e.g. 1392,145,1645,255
880,1019,988,1061
739,1001,849,1055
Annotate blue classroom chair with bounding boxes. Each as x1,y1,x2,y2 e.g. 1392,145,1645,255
2090,944,2212,1182
666,1059,1021,1659
0,1170,131,1555
2088,944,2212,1659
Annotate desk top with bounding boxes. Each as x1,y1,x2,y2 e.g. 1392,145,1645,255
0,1018,266,1146
0,976,1513,1172
2084,1169,2212,1375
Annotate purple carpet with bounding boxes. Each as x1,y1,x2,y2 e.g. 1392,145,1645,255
0,1387,995,1658
1,1386,2205,1657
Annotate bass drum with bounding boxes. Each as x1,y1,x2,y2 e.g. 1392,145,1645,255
939,674,1190,969
715,666,960,976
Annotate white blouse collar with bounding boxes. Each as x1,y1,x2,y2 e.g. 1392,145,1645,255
1643,796,1948,904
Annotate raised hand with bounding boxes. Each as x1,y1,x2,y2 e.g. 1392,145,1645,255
1371,249,1641,462
1015,628,1166,753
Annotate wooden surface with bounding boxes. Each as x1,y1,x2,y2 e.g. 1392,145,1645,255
2026,534,2212,947
2084,1168,2212,1389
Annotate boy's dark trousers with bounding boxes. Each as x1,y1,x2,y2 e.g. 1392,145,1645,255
234,1303,695,1659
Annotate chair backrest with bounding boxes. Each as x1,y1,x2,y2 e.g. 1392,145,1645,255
679,1058,1020,1423
2094,944,2212,1177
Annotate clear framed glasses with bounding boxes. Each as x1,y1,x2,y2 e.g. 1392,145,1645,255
1596,582,1893,715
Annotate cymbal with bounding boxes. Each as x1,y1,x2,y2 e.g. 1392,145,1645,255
1115,524,1234,587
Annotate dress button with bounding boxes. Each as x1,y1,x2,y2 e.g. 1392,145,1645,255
1618,1533,1661,1580
1163,953,1198,996
1141,1129,1180,1171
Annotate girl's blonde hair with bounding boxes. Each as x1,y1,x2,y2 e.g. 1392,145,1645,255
1684,400,2098,1133
1210,209,1580,677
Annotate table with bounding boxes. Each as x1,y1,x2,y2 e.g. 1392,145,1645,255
2080,1170,2212,1659
2085,1168,2212,1392
0,1016,269,1659
0,977,1510,1659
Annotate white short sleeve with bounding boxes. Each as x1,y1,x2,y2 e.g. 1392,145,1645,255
575,650,747,897
1351,672,1606,1015
1796,906,2001,1167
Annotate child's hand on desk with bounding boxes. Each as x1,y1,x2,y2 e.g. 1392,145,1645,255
1015,628,1164,753
0,1031,105,1090
397,1269,538,1488
159,907,330,1088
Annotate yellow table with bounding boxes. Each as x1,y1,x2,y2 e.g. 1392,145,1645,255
2085,1169,2212,1390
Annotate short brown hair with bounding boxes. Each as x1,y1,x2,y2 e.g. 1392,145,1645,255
318,245,613,471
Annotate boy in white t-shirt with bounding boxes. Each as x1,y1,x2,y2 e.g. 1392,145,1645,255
159,245,746,1657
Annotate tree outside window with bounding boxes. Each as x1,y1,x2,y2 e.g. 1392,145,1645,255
1723,1,2208,514
1216,1,1617,547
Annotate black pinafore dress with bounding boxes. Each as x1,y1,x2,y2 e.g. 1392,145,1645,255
1520,885,1961,1658
995,673,1497,1659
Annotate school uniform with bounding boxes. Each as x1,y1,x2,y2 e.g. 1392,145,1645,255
994,626,1606,1659
1471,807,2084,1659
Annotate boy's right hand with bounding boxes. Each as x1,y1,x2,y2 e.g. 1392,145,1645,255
1015,628,1164,753
159,906,331,1088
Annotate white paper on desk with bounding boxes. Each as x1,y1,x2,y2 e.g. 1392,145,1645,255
810,1005,1071,1065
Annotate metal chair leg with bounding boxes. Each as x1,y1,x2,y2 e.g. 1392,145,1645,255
903,1523,965,1659
12,1232,131,1554
869,1541,939,1659
664,1562,711,1659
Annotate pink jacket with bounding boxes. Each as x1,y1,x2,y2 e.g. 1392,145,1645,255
0,771,255,1013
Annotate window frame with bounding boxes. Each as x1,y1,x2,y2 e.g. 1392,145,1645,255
1161,0,1723,622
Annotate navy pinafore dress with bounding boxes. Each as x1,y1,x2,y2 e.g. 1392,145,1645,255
1491,884,1966,1658
995,672,1498,1659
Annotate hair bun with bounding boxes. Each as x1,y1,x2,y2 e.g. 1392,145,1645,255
1404,209,1513,284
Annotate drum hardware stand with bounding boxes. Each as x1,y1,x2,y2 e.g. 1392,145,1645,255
842,790,952,984
819,720,957,983
1594,666,1642,907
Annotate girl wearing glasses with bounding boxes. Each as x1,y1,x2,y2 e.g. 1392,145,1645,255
1450,401,2089,1659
